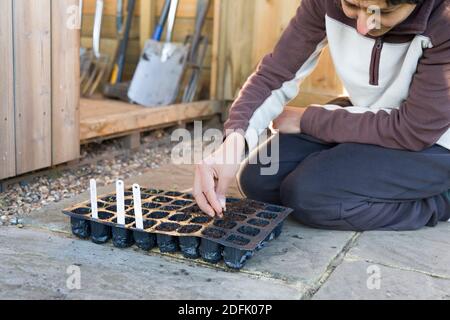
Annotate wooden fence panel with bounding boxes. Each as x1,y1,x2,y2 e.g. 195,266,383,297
52,0,81,165
13,0,52,175
0,0,16,180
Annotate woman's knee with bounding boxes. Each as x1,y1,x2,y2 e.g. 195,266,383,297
280,167,344,229
237,162,282,203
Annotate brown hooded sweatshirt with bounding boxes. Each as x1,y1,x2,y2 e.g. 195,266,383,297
224,0,450,152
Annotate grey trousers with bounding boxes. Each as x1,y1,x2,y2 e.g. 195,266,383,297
238,133,450,231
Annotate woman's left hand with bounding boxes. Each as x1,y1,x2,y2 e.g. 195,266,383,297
272,106,306,134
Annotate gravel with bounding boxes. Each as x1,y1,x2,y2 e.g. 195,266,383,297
0,130,177,226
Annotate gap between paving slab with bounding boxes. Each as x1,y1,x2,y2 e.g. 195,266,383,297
311,224,450,300
16,164,357,299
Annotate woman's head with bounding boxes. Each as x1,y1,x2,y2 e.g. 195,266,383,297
340,0,423,36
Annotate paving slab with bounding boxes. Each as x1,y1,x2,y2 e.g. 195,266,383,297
346,224,450,279
0,227,302,300
245,223,355,287
313,260,450,300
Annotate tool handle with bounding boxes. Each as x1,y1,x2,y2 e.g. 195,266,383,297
116,0,124,33
189,0,211,62
79,0,84,28
92,0,104,58
152,25,164,41
166,0,179,43
152,0,171,41
111,0,136,84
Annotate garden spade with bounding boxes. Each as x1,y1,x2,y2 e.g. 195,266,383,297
127,0,189,107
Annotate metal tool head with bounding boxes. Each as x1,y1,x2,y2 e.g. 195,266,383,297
127,40,189,107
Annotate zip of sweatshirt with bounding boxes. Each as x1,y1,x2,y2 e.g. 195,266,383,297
370,37,384,86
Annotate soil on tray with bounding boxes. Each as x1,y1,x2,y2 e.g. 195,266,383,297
172,200,192,207
183,205,202,215
202,228,226,239
178,225,202,234
126,208,150,216
156,222,180,232
153,196,173,203
238,226,261,237
190,216,212,224
72,208,91,215
124,199,134,206
132,219,156,230
143,189,164,195
257,211,278,220
87,201,108,208
142,202,161,209
165,191,184,197
265,205,284,212
247,218,270,227
97,211,114,220
213,220,237,230
223,212,247,221
112,217,135,225
169,214,191,222
148,211,170,219
159,205,182,212
226,235,251,246
101,196,117,203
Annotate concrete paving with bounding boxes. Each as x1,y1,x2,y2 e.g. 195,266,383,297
1,164,450,300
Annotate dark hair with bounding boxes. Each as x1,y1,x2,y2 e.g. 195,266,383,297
387,0,424,5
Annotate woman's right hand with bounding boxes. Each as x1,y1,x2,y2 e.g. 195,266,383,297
193,132,246,218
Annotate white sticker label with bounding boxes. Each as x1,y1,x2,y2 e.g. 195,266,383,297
90,179,98,219
133,184,144,230
116,180,126,225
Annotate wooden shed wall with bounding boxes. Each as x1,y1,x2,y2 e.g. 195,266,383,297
81,0,215,99
0,0,80,180
212,0,345,106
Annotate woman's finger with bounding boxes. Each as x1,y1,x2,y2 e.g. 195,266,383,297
193,167,215,217
198,165,223,216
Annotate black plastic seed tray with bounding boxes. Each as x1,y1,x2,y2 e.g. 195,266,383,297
63,188,293,269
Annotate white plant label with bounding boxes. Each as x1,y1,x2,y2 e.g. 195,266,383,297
133,184,144,230
90,179,98,219
116,180,126,225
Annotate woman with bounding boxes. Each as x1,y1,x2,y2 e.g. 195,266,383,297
193,0,450,231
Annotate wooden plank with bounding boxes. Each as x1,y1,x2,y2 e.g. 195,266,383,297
212,0,256,101
120,132,141,150
140,0,156,50
210,0,221,100
13,0,52,175
52,0,81,165
213,0,344,105
0,0,16,180
80,99,222,141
